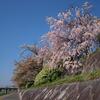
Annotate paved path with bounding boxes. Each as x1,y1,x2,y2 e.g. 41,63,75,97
0,93,20,100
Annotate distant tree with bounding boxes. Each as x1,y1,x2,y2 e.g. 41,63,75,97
20,44,51,65
13,44,50,88
13,57,42,88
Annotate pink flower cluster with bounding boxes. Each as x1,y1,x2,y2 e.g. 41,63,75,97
39,2,100,70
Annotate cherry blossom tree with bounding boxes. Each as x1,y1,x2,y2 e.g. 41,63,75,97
13,2,100,85
40,2,100,74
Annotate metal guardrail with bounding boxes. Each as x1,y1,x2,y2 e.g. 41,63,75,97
0,87,18,94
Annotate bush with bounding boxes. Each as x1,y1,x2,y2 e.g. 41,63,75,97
97,34,100,43
13,57,43,88
34,67,63,86
87,70,100,80
80,55,87,63
68,75,84,83
25,81,34,88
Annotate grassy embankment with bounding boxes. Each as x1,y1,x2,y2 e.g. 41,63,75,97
30,69,100,89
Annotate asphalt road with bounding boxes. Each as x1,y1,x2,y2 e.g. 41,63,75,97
0,93,20,100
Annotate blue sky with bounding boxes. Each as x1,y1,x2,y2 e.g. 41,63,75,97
0,0,100,86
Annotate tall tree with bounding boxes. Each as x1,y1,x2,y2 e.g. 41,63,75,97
13,57,42,88
40,2,100,70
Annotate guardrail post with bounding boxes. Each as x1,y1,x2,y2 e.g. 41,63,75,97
5,88,7,94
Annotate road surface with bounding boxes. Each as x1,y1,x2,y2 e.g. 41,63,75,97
0,93,20,100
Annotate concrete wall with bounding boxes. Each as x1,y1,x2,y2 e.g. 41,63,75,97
22,78,100,100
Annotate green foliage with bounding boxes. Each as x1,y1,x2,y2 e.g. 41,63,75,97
34,67,63,86
32,69,100,88
68,75,84,82
80,55,87,63
97,34,100,43
25,81,34,88
86,70,100,80
95,48,100,53
0,92,6,96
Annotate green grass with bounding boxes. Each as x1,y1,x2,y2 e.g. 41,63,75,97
31,69,100,89
0,92,6,97
0,90,15,97
34,67,63,86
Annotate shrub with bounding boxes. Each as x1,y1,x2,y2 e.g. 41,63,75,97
34,67,63,86
87,70,100,80
69,75,84,82
25,81,34,88
97,34,100,43
13,57,42,88
80,56,87,63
